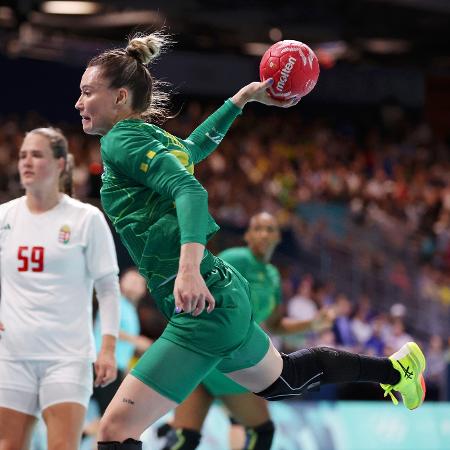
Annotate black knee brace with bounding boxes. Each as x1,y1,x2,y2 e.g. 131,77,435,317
255,348,323,401
255,347,398,401
161,427,201,450
98,439,142,450
244,420,275,450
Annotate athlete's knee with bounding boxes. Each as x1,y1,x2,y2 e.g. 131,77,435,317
255,346,367,401
254,348,323,401
97,415,117,441
97,414,138,444
244,420,275,450
160,427,201,450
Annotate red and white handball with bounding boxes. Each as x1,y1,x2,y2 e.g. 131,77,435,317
260,40,320,100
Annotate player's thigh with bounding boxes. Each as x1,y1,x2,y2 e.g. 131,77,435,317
40,359,93,404
172,384,214,431
131,336,220,403
100,338,221,439
92,369,125,415
0,360,40,417
99,374,177,441
0,360,39,449
202,369,249,397
225,339,283,393
0,406,36,450
40,360,92,449
221,393,270,427
42,402,86,450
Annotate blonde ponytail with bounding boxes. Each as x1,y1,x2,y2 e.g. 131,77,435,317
126,31,168,65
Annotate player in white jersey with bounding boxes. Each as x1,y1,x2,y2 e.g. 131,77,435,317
0,127,121,450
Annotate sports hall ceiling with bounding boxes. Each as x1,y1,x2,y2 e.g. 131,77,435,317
1,0,450,69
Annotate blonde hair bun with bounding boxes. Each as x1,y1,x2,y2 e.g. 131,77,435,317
126,32,167,65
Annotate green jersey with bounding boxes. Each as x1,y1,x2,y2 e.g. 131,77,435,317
100,100,241,301
219,247,282,323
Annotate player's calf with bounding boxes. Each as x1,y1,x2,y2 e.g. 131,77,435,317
255,347,401,401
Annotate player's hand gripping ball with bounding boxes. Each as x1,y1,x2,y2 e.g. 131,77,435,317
260,40,320,101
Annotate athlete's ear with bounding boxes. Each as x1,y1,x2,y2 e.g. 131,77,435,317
115,87,129,106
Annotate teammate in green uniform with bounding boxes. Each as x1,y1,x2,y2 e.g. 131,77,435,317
158,212,334,450
75,32,427,450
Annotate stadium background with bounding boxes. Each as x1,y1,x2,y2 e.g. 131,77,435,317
1,1,450,449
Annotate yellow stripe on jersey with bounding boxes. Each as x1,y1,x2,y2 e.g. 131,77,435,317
163,130,183,149
140,163,149,173
147,150,156,159
170,150,189,167
169,150,194,175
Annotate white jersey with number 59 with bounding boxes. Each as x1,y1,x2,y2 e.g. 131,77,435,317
0,194,119,361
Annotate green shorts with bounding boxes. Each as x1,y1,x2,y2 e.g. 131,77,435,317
131,259,269,403
202,369,249,397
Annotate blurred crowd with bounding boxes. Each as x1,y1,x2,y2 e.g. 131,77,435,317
1,99,450,401
3,100,450,270
280,274,449,401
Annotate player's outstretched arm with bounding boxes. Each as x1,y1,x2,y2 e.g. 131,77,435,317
231,79,300,109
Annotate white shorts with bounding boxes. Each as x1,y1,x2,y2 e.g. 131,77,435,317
0,359,93,417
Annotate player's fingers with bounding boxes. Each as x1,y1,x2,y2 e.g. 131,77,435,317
192,295,205,317
174,288,183,313
102,366,117,387
206,290,216,313
182,294,195,313
264,95,290,107
282,96,301,107
260,78,274,89
280,96,300,108
94,364,105,387
187,295,197,314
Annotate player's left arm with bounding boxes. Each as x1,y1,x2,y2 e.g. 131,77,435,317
183,99,242,164
85,209,121,387
93,273,120,387
184,79,299,164
144,154,216,315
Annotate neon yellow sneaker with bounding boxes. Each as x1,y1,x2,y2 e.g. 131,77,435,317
380,341,426,410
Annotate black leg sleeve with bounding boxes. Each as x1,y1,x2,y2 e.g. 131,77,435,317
255,347,400,401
